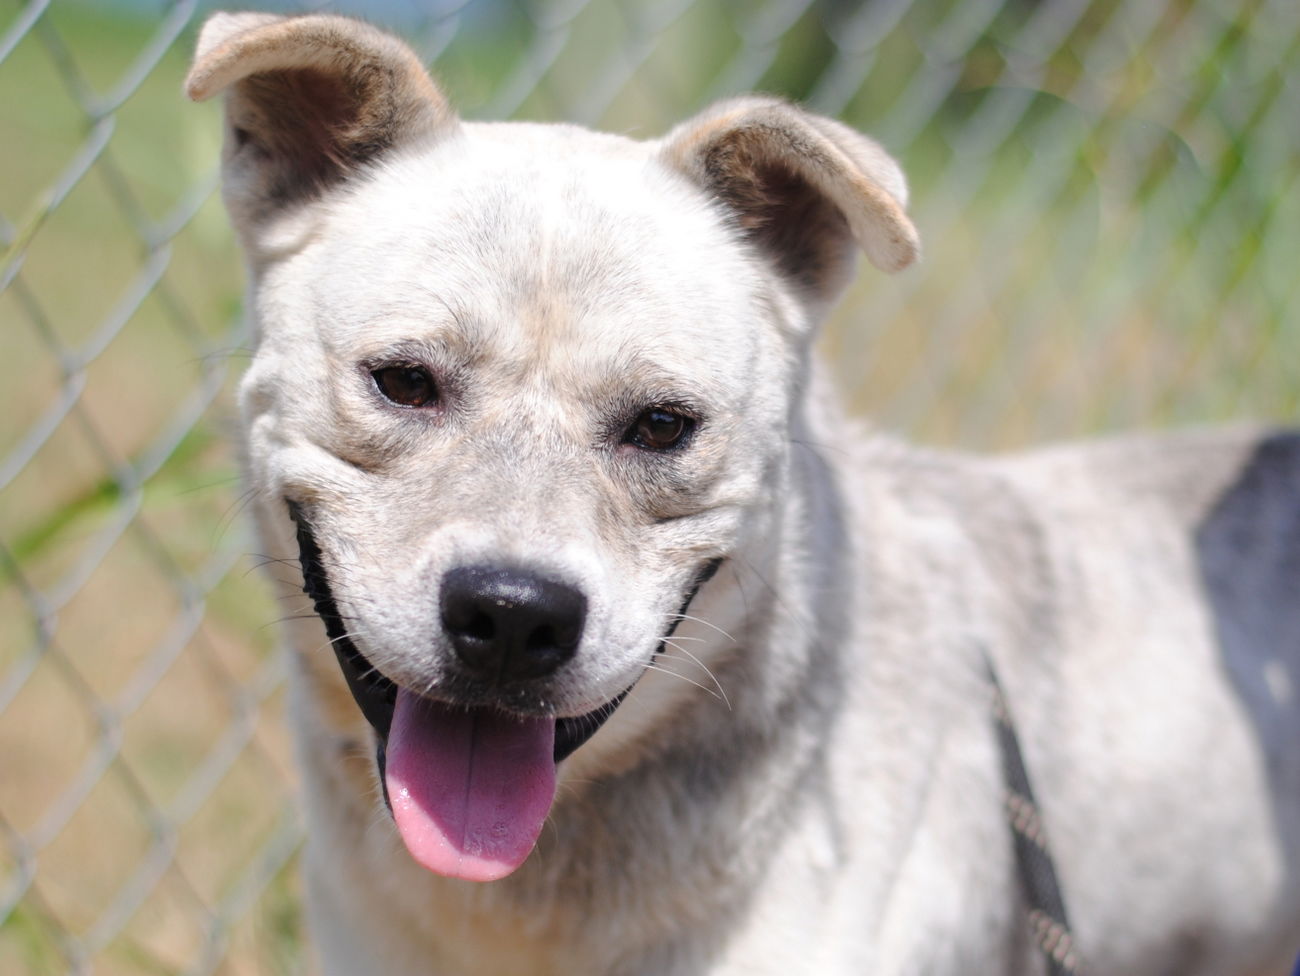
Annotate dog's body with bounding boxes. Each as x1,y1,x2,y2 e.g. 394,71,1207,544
188,13,1300,975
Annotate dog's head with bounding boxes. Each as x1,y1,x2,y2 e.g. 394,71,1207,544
188,12,916,882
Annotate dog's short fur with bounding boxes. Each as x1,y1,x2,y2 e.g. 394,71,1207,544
188,13,1300,975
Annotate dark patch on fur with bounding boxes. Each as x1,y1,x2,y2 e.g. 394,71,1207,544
1195,430,1300,932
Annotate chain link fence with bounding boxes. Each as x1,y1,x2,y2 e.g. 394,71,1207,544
1,0,1295,971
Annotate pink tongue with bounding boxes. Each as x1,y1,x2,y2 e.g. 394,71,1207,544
385,689,557,882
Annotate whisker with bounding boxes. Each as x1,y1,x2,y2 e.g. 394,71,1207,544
659,641,731,710
304,631,394,686
214,486,261,544
271,611,362,627
641,662,725,702
244,555,299,575
665,612,737,644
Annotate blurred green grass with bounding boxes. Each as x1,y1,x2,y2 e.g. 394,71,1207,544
1,0,1296,972
0,4,239,576
0,7,303,974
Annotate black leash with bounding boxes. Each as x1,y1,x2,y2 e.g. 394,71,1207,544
983,653,1085,975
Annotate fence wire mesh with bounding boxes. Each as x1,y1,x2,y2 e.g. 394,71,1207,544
0,0,1295,972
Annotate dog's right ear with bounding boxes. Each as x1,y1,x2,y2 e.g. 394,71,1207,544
186,13,455,233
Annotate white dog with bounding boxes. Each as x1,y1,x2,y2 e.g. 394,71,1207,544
188,12,1300,975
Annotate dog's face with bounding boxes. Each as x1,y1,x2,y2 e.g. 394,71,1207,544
247,131,781,714
188,12,916,883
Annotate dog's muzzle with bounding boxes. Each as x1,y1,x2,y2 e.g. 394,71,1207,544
286,502,722,763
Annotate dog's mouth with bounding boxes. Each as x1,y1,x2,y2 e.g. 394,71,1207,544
287,502,720,881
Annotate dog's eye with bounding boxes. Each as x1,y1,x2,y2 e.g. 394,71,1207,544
372,365,437,408
625,408,694,451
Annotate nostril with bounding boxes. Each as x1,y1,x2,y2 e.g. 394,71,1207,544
525,621,582,654
441,600,494,641
462,612,495,642
527,625,556,653
467,617,493,641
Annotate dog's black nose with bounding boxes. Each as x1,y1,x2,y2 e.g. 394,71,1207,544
440,566,587,682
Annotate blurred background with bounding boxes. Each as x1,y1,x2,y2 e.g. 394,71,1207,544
1,0,1296,971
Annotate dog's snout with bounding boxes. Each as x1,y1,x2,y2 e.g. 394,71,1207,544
440,566,587,682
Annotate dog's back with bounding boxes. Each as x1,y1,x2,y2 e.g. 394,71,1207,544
974,427,1300,974
708,420,1300,975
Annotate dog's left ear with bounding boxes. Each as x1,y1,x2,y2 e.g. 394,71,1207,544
660,96,919,307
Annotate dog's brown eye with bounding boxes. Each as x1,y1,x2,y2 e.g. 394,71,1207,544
626,408,694,451
372,365,437,408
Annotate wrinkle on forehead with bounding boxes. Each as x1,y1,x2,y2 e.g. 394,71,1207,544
311,139,767,395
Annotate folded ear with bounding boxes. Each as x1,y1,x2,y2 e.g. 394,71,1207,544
660,96,919,306
186,12,455,229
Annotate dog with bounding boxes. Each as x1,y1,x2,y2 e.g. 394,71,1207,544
186,12,1300,975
